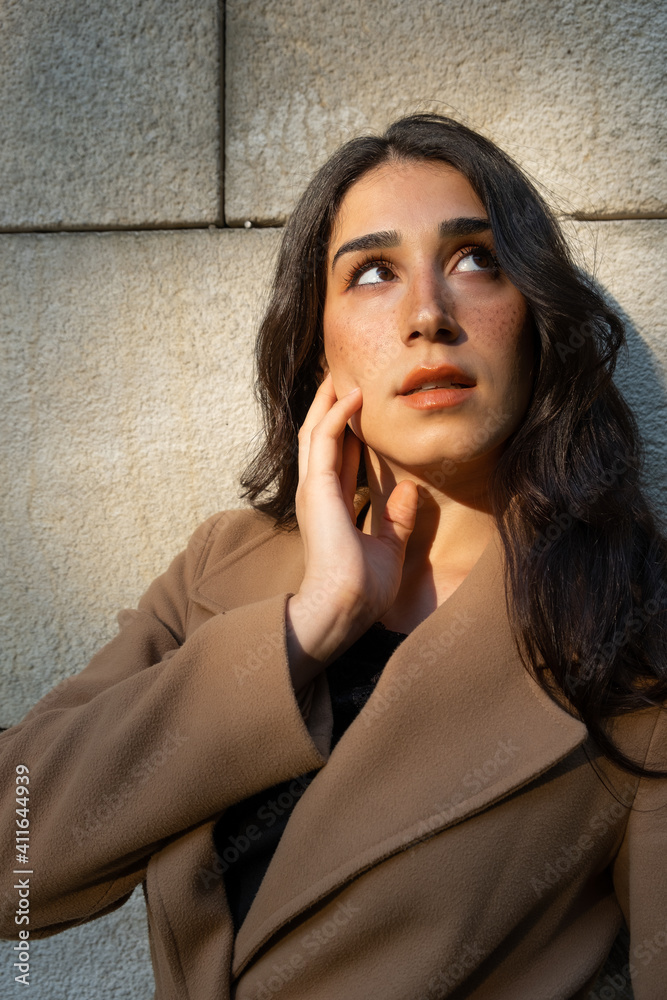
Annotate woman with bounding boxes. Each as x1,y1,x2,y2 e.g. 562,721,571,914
1,114,666,999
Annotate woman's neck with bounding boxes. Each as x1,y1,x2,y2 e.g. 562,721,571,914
361,453,499,633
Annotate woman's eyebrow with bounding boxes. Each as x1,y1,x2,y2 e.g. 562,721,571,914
439,217,491,237
330,217,492,272
331,230,399,271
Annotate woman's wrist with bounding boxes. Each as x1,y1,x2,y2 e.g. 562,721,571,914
285,593,372,694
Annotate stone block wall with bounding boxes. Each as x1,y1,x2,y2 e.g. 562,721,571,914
0,1,664,996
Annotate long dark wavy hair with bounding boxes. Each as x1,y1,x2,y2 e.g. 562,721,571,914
241,113,667,778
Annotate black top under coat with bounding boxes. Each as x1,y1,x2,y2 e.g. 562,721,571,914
215,621,407,934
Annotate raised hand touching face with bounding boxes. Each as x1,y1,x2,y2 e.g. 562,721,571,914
286,374,418,694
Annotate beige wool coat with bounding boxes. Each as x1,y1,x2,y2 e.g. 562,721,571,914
1,507,666,999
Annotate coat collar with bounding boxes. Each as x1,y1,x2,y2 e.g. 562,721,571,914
190,513,587,978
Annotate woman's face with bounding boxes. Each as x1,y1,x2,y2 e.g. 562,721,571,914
322,159,534,486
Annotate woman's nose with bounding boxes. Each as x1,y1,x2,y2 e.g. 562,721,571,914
403,268,461,343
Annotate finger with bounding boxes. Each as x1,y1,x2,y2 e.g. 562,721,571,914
377,479,419,555
297,374,339,483
300,373,338,436
304,388,362,483
339,430,362,518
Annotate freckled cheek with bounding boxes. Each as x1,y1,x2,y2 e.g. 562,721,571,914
325,316,395,390
468,301,532,369
466,297,525,339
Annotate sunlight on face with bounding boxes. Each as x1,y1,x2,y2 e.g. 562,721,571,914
323,159,534,486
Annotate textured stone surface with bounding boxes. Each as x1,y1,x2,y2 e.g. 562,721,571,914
567,219,667,518
225,0,667,224
0,0,221,229
0,227,281,727
0,887,154,998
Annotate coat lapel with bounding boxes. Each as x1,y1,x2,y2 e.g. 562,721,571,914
190,517,588,979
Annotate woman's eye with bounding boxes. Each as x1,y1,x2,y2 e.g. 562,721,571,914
453,249,497,274
355,264,395,286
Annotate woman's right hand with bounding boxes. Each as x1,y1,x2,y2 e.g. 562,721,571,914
286,374,418,693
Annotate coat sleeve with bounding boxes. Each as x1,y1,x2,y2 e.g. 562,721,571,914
0,512,328,939
611,707,667,999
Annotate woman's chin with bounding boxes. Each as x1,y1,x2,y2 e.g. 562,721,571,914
363,444,506,494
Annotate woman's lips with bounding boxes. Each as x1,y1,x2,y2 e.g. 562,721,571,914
398,364,477,410
399,385,476,410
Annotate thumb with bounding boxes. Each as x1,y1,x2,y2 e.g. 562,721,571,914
377,479,419,553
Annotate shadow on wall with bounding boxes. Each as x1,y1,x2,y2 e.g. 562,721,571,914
603,290,667,529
